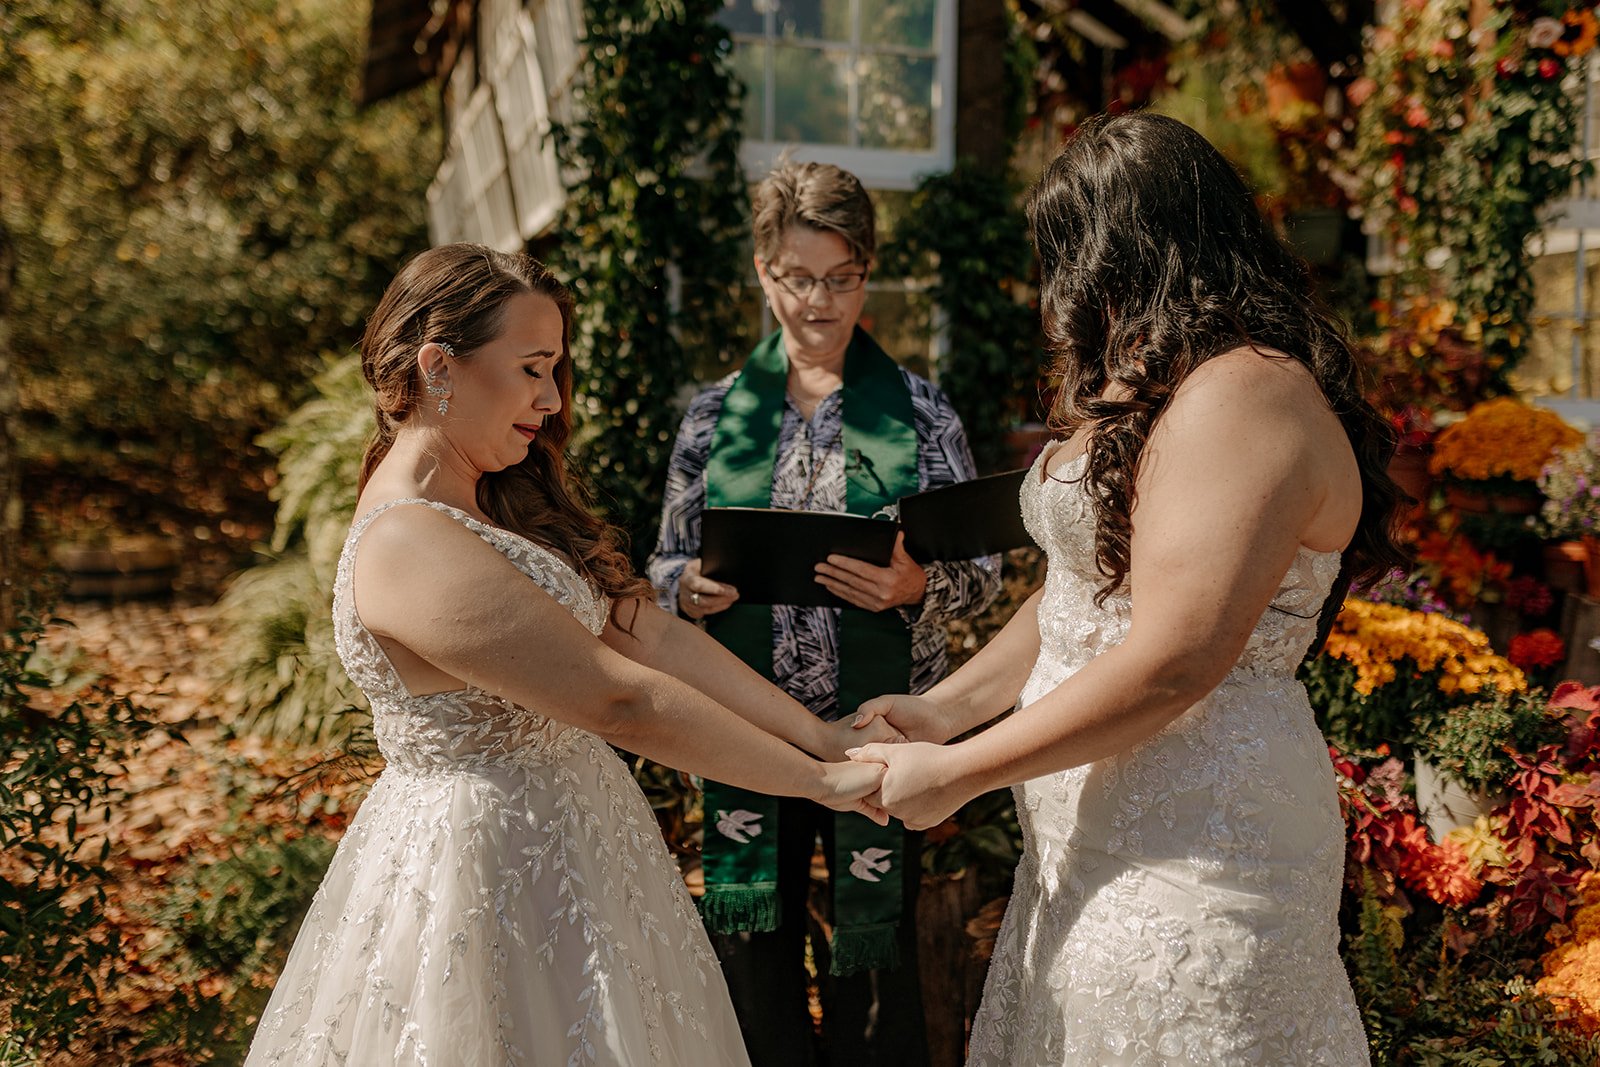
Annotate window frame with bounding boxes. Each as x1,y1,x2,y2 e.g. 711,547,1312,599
725,0,958,190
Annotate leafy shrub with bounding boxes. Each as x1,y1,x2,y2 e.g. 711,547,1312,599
0,610,154,1052
877,165,1040,472
1413,688,1569,793
2,0,430,501
137,827,337,1058
212,356,370,743
1346,877,1600,1064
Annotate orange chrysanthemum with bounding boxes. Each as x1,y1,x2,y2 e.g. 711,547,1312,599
1555,9,1600,59
1538,872,1600,1033
1429,398,1583,483
1322,599,1526,698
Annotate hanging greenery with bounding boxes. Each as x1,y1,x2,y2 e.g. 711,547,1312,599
553,0,749,558
1345,1,1589,377
880,164,1039,472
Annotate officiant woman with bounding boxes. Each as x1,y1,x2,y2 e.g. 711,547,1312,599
647,160,1001,1066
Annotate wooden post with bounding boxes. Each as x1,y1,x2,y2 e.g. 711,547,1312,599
1559,592,1600,685
954,0,1012,174
916,871,984,1066
0,215,18,631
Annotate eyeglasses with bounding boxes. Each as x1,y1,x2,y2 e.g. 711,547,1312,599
764,267,868,297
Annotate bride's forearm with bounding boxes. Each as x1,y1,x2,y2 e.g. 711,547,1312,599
606,598,830,755
945,639,1217,795
925,588,1045,740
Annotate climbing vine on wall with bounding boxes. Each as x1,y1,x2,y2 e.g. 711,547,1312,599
1346,1,1588,377
553,0,749,557
881,164,1039,472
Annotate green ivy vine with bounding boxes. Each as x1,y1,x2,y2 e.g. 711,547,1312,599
553,0,749,558
881,163,1039,472
1346,1,1589,376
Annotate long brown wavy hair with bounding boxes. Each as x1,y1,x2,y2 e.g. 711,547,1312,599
358,243,653,616
1029,111,1406,603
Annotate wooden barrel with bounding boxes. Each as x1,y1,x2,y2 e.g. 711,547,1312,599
52,537,181,599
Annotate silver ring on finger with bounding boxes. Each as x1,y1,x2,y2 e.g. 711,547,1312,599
691,591,702,607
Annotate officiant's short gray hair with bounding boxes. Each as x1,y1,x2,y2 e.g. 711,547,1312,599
752,160,876,266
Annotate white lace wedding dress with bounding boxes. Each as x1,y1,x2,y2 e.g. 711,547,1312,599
245,499,751,1067
966,447,1369,1065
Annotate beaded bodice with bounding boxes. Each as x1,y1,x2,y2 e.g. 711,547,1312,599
332,499,611,774
1016,445,1342,708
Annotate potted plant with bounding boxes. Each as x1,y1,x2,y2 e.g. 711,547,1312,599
1429,397,1583,514
1538,433,1600,595
1410,688,1566,840
1302,597,1526,757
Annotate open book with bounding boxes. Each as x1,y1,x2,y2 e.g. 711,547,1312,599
701,468,1034,607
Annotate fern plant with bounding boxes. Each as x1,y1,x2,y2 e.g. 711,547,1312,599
212,355,371,742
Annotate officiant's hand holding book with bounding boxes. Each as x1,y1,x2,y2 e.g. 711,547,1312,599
701,467,1034,609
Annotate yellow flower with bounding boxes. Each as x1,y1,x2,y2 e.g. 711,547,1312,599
1445,817,1506,874
1555,9,1600,59
1428,397,1582,482
1323,600,1526,698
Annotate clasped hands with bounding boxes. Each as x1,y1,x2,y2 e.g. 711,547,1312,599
843,694,970,832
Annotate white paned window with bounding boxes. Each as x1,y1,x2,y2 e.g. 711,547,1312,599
719,0,955,189
530,0,585,127
1529,54,1600,412
491,13,566,239
444,41,478,133
425,154,466,246
426,89,520,251
480,0,523,68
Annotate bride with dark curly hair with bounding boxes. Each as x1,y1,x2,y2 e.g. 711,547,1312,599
849,111,1405,1063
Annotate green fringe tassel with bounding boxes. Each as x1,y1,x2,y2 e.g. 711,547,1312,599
828,921,900,977
698,883,781,934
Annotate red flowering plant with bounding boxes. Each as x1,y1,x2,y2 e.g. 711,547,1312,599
1363,300,1503,447
1504,574,1557,620
1333,682,1600,932
1509,628,1568,685
1346,1,1591,377
1333,744,1486,909
1411,522,1514,611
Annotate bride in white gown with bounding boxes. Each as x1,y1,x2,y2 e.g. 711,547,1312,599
849,112,1405,1064
244,245,893,1067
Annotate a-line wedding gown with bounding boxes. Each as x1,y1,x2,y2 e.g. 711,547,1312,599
965,445,1370,1065
245,498,751,1067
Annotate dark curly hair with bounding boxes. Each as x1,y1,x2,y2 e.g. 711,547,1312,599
1029,110,1405,604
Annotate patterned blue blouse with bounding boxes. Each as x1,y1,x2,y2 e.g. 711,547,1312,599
647,366,1003,720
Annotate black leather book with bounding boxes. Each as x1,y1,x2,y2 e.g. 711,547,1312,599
899,467,1032,563
700,468,1035,607
700,508,899,607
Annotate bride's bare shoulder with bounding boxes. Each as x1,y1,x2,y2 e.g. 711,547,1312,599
1148,345,1343,475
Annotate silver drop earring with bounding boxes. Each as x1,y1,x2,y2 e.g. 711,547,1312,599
426,342,454,414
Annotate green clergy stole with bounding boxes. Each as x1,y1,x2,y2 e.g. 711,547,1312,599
699,327,917,976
